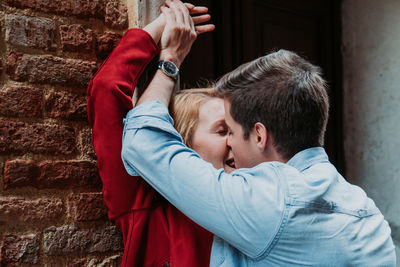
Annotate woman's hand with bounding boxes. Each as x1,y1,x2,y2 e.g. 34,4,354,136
142,13,166,44
159,0,214,67
136,0,214,107
143,1,214,47
185,3,215,35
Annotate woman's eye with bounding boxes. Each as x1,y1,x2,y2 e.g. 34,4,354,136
217,130,228,135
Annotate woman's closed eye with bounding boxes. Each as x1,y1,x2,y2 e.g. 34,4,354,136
216,128,228,135
211,120,228,136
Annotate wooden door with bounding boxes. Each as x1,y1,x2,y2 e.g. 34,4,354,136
181,0,344,174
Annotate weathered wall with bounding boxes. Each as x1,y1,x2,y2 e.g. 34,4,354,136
0,0,132,265
342,0,400,261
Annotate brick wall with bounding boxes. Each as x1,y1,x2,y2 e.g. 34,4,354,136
0,0,131,265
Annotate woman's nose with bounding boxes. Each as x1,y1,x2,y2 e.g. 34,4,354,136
226,136,231,149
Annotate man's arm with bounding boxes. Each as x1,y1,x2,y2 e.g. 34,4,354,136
122,102,285,259
136,0,214,107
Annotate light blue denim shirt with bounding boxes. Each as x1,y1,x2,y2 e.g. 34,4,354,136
122,101,396,266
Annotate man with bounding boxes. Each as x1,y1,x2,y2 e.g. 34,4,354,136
121,0,396,265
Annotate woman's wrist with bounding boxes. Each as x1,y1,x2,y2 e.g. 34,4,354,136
142,14,166,44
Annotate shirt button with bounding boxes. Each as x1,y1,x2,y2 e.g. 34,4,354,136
358,209,366,216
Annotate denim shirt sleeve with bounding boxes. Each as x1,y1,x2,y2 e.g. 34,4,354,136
122,101,286,259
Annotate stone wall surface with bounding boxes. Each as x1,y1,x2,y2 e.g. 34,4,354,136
0,0,131,265
342,0,400,261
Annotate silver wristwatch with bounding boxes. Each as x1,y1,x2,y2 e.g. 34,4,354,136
157,60,179,81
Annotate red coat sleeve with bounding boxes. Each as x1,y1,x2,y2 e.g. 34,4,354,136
87,29,160,219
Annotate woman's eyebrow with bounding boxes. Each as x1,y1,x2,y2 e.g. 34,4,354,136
211,119,226,128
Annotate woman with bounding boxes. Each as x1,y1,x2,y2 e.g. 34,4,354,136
87,4,229,266
171,88,235,173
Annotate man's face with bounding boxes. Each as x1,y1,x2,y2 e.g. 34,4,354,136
224,99,260,169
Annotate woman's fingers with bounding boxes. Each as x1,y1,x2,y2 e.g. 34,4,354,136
184,3,194,9
158,0,213,65
182,2,212,32
185,4,208,15
166,2,209,18
192,14,211,25
195,24,215,35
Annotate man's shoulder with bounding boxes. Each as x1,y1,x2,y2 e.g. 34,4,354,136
230,161,291,183
258,160,339,199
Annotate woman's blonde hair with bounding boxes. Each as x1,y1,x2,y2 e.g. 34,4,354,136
170,88,219,146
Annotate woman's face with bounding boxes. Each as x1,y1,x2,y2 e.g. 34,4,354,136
190,98,236,173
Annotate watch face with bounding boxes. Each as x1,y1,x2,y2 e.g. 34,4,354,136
163,61,178,76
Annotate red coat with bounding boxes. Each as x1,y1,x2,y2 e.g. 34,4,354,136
87,29,213,267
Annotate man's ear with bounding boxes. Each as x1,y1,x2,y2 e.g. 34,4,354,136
252,122,268,151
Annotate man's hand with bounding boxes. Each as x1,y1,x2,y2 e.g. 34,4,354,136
159,0,214,67
136,0,214,107
143,2,214,48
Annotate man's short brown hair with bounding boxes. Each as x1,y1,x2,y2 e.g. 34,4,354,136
216,49,329,160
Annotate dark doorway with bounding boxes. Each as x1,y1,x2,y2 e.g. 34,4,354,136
181,0,344,175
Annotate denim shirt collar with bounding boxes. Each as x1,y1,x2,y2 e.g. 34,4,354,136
287,147,330,172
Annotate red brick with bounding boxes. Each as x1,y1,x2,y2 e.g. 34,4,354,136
67,259,87,267
105,1,128,30
0,197,63,223
39,160,101,189
3,160,39,189
96,31,121,59
60,24,95,53
78,128,96,159
0,85,43,118
5,53,20,78
45,90,87,120
65,254,122,267
3,160,101,189
0,120,76,155
6,53,98,87
67,192,107,222
0,234,39,265
5,14,56,50
43,225,123,255
6,0,104,18
87,254,122,267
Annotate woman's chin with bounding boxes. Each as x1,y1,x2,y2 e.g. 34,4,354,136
224,165,236,174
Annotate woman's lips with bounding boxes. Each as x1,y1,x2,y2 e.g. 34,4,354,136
225,158,236,169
